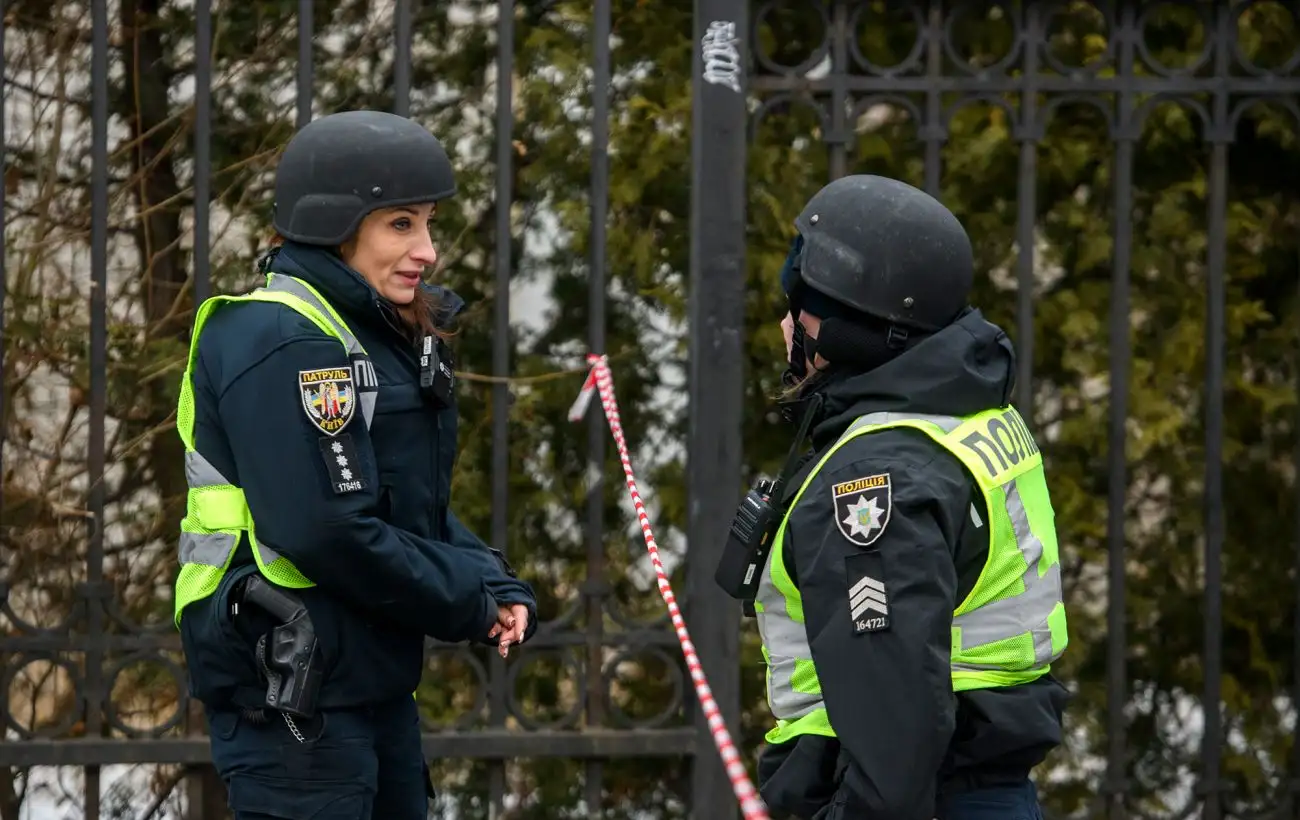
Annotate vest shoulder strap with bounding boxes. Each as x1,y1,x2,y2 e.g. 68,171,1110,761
780,411,966,515
179,274,377,450
840,407,1042,490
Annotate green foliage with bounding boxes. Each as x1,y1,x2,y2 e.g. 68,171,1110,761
2,1,1297,817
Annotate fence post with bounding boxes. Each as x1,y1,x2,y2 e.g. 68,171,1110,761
688,0,749,817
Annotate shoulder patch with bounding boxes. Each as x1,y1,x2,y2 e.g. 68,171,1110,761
845,551,890,634
299,367,356,435
831,472,892,548
318,434,367,494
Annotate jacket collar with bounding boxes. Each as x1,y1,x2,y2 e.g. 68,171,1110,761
807,307,1017,450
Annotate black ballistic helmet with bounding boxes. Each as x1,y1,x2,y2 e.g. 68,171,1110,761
272,110,457,245
793,174,973,333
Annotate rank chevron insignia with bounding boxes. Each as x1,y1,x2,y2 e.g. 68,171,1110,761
849,574,888,620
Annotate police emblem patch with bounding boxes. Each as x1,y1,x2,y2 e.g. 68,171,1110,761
299,367,356,436
831,473,892,548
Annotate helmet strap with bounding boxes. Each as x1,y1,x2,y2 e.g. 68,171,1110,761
256,246,281,275
815,316,926,373
800,322,821,363
782,318,809,386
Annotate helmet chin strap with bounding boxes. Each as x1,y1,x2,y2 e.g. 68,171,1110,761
781,319,808,386
781,318,835,389
801,322,823,363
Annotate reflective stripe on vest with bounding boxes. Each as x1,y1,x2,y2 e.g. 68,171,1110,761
753,405,1068,742
172,273,376,626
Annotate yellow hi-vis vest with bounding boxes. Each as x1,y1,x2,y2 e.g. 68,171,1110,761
753,407,1069,745
172,273,378,627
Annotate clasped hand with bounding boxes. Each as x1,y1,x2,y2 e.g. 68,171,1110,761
487,604,529,658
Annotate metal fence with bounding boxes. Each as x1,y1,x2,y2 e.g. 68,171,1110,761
1,0,1299,818
741,3,1299,818
0,0,743,816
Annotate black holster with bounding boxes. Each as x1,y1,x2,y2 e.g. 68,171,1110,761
231,575,325,719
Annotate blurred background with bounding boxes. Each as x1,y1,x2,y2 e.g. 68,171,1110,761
1,1,1298,818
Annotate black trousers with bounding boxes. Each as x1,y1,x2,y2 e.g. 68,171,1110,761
205,694,431,820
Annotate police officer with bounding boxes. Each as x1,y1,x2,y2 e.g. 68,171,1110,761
172,110,538,819
746,175,1070,819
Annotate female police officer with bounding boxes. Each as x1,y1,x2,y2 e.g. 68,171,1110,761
172,110,538,819
745,175,1070,820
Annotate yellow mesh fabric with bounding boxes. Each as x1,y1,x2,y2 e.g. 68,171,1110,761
955,485,1027,615
790,658,821,695
253,531,314,588
1048,602,1068,654
173,277,355,626
765,706,834,744
174,564,226,622
176,376,197,451
955,632,1034,674
173,517,236,623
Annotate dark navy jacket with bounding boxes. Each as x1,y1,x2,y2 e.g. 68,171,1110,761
757,309,1069,820
179,241,536,711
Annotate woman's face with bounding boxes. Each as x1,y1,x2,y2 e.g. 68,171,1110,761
340,203,439,305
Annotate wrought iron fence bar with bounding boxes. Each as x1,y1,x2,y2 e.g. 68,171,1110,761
749,76,1300,96
689,0,748,815
297,0,313,129
922,3,941,197
0,729,699,767
0,635,184,652
586,0,613,812
488,0,516,813
1200,8,1233,819
426,629,684,650
827,0,849,180
1013,4,1040,419
1294,251,1300,818
394,0,412,117
0,0,8,542
87,3,111,818
1104,8,1138,818
0,0,10,781
193,0,212,307
1201,136,1228,820
490,0,514,630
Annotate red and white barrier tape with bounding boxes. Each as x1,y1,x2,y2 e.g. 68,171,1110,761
569,354,769,820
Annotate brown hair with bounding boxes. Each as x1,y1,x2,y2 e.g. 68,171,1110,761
394,287,446,340
774,367,826,403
